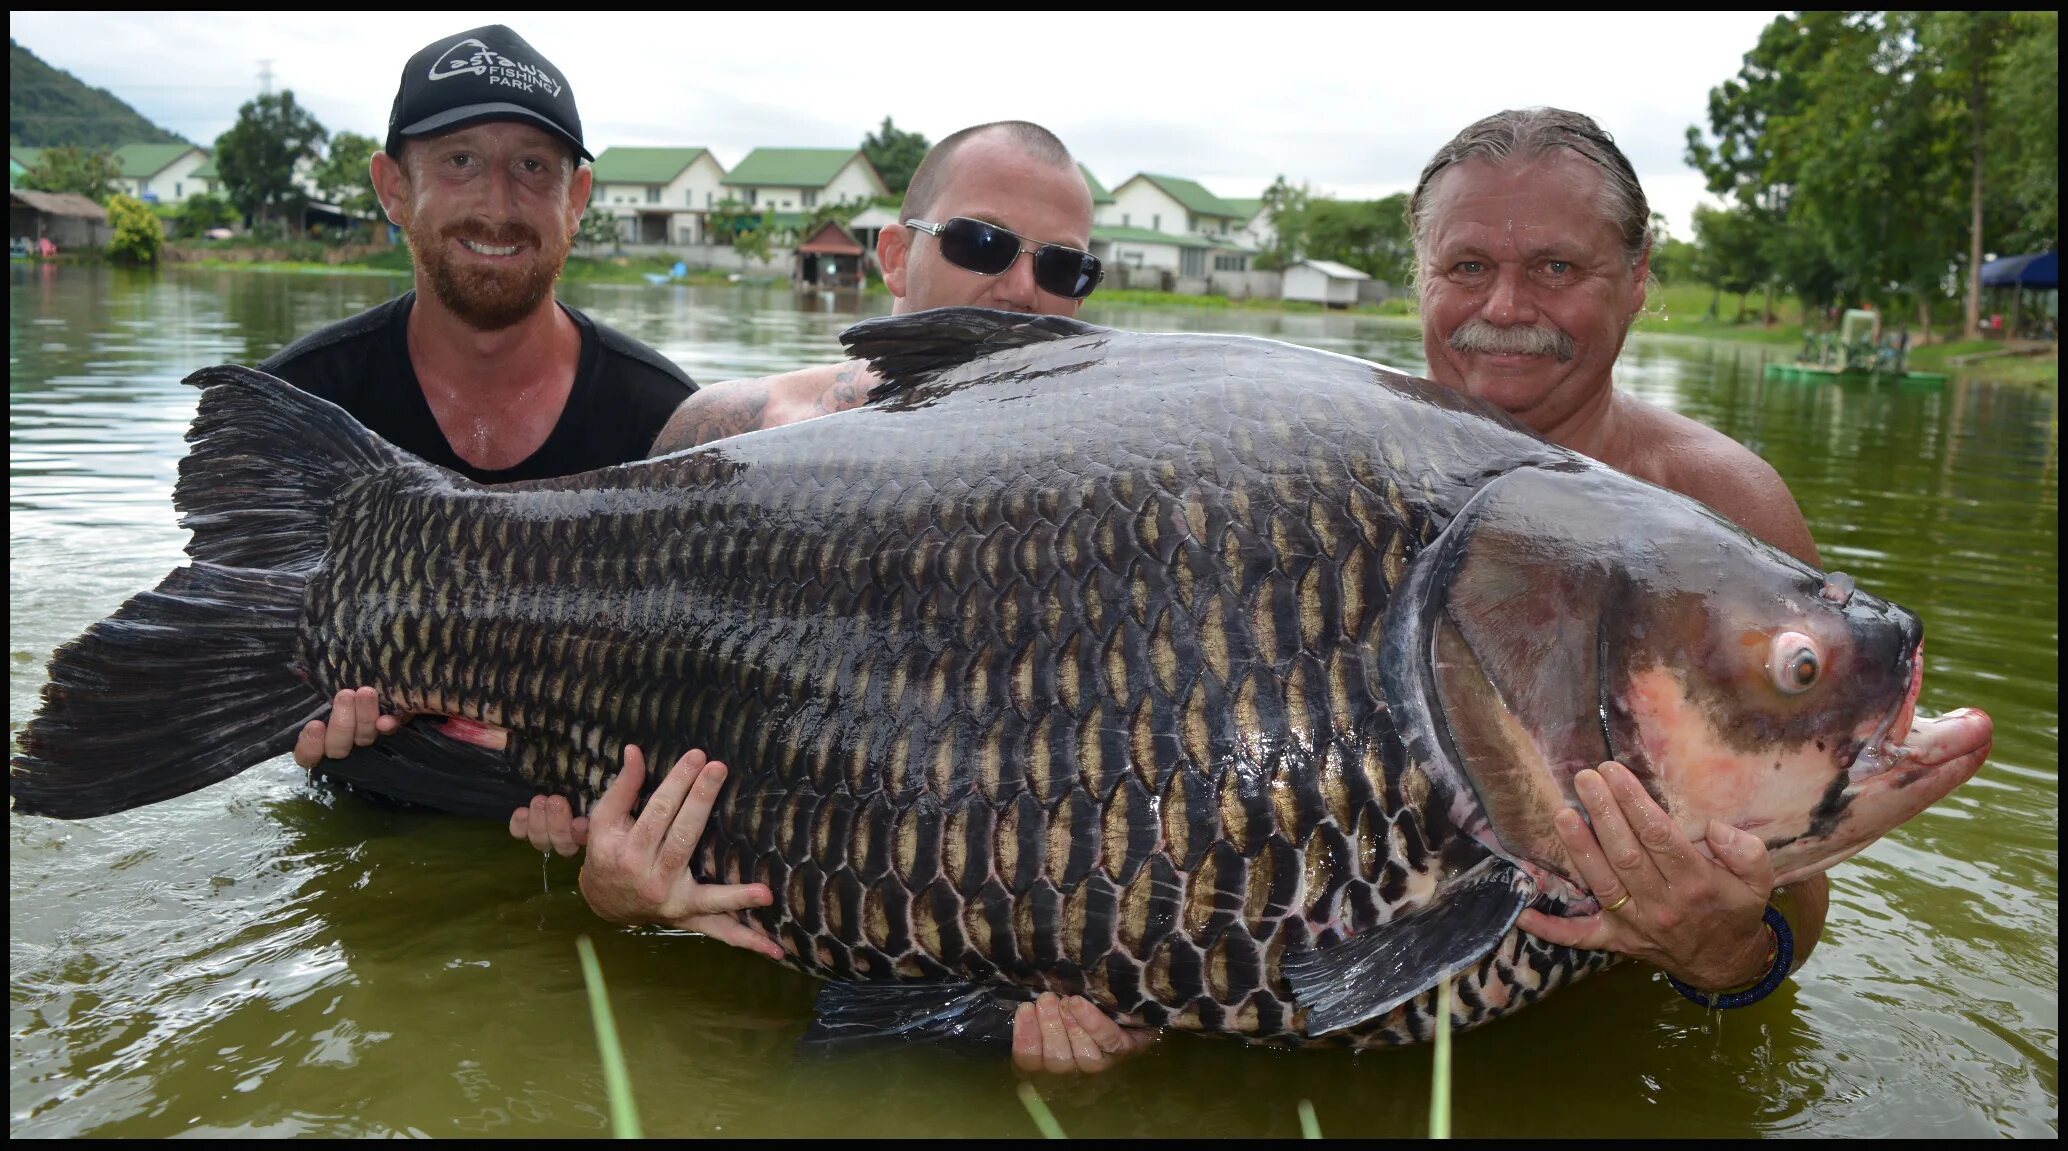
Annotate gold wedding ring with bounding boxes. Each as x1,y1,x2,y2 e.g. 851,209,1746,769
1602,891,1632,913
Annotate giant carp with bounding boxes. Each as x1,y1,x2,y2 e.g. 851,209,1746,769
12,307,1993,1046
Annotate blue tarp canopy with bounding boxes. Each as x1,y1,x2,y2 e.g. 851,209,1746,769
1979,251,2057,289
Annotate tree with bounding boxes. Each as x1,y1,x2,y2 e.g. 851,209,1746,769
576,201,623,251
213,90,327,234
174,191,239,239
17,144,122,203
1301,194,1414,284
1986,13,2057,253
1691,203,1772,321
1255,174,1312,270
860,116,929,198
311,129,380,224
104,192,163,265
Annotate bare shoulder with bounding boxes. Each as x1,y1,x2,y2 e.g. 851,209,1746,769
1614,398,1821,566
648,359,880,456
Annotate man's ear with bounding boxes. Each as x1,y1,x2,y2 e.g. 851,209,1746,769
877,220,910,301
1629,237,1654,323
370,150,409,228
567,163,594,238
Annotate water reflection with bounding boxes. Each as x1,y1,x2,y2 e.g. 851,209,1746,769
8,263,2056,1137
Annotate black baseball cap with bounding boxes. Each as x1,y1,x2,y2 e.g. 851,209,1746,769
385,25,591,162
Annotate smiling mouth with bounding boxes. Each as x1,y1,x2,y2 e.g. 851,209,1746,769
459,238,522,257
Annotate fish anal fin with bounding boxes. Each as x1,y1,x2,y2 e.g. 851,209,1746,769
1285,858,1532,1037
313,719,535,819
799,980,1032,1051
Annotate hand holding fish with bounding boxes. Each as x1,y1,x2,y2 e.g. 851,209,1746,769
1011,993,1158,1076
293,687,408,771
1515,761,1795,992
578,746,788,961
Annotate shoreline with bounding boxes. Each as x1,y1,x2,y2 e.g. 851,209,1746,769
43,253,2054,385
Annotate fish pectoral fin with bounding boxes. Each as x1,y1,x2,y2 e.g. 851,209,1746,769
1285,858,1533,1038
799,980,1031,1052
312,718,536,820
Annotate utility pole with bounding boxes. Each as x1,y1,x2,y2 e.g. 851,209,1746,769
258,59,274,96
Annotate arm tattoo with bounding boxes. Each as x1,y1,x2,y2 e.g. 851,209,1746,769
647,381,772,456
813,361,875,417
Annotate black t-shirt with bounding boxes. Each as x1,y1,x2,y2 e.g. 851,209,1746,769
258,291,694,483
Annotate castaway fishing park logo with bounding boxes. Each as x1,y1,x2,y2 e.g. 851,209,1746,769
426,37,563,98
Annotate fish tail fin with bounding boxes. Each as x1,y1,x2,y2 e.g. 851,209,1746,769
11,563,321,818
13,365,422,819
175,363,422,570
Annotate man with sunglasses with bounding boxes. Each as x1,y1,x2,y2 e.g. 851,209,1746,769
498,120,1145,1074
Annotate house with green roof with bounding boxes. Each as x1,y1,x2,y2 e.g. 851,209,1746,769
719,148,886,216
588,146,728,245
112,143,212,205
11,147,43,188
1098,173,1257,277
1078,163,1113,208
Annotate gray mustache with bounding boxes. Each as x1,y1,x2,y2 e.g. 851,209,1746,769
1449,318,1575,361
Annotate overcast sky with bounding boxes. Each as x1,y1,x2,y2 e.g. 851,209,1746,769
13,10,1779,238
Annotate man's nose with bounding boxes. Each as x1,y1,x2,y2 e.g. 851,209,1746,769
990,249,1040,310
1480,264,1538,326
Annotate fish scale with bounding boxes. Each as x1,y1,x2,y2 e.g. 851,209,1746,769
256,324,1596,1043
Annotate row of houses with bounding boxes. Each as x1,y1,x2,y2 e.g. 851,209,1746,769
7,141,1282,273
11,143,219,204
579,146,1286,281
11,141,1377,303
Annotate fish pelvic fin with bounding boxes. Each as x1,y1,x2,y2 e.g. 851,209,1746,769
176,364,426,572
1284,857,1533,1038
11,562,323,819
799,980,1033,1052
838,306,1109,403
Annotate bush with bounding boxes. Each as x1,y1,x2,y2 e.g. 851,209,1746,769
105,193,164,266
175,192,240,239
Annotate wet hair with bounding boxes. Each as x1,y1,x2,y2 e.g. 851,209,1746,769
899,121,1077,220
1407,107,1652,272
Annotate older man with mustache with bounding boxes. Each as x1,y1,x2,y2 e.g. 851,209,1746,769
1409,107,1830,1006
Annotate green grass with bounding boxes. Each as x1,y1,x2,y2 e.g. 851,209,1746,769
1017,1081,1068,1138
576,936,643,1139
1430,973,1452,1139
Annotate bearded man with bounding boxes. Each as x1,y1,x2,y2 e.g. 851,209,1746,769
260,24,692,485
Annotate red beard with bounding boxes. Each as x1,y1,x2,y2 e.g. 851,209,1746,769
409,215,570,331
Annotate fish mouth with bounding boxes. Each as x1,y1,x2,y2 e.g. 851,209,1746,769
1769,643,1993,887
1847,642,1927,784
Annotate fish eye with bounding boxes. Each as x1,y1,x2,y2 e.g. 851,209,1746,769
1769,631,1822,694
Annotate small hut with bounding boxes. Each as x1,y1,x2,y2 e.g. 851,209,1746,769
1282,258,1369,308
794,221,866,290
10,190,111,251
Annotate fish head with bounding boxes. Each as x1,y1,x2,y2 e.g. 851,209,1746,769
1395,464,1993,905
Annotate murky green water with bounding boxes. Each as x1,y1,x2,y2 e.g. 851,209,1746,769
10,264,2057,1137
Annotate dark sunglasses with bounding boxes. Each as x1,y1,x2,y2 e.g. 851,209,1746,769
904,217,1104,300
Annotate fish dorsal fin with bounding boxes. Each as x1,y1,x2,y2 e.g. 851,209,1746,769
838,306,1109,402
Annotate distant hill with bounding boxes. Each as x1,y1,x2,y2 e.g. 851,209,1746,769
11,38,187,149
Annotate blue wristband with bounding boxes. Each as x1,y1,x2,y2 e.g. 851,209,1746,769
1667,903,1795,1010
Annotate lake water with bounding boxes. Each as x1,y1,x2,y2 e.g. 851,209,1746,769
9,264,2057,1137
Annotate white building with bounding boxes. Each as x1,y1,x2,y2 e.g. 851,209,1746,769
1283,258,1370,307
589,147,728,245
113,144,212,205
719,148,886,215
1097,173,1256,277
